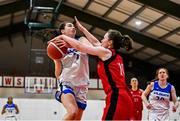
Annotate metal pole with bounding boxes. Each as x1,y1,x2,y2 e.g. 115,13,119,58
27,27,32,75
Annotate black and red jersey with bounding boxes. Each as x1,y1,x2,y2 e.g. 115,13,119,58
97,49,134,120
97,49,127,94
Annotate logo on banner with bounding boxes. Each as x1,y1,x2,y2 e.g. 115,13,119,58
1,76,56,88
3,76,13,87
14,77,24,87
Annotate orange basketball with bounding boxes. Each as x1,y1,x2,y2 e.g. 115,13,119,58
47,42,67,60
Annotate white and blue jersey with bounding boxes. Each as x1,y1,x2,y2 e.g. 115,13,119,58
55,43,89,110
149,81,172,110
4,103,16,117
148,81,172,121
59,48,89,87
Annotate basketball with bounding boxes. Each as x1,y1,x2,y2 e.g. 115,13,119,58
47,41,67,60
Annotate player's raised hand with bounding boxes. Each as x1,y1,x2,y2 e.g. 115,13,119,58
54,36,71,48
74,16,85,32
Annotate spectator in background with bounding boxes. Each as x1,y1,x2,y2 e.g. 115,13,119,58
1,96,19,121
130,77,143,120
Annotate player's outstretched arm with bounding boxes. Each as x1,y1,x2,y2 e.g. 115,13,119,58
15,104,19,114
142,82,153,109
1,105,6,115
74,16,101,47
57,35,111,60
171,86,179,112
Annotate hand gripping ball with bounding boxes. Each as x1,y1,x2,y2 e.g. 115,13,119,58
47,41,67,60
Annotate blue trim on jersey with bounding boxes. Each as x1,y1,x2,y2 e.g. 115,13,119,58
67,37,79,54
153,81,172,93
75,36,80,40
77,101,87,110
55,91,61,102
5,103,15,108
55,85,87,110
63,89,74,95
67,48,77,54
55,85,75,102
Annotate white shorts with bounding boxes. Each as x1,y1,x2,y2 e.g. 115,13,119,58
55,82,88,110
5,116,17,121
148,109,169,121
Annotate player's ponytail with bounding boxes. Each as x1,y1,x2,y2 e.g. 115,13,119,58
107,30,133,51
120,35,133,51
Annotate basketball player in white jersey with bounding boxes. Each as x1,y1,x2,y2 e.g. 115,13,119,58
50,21,91,120
1,97,19,121
142,68,179,121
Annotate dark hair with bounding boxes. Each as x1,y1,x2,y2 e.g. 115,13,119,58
8,96,13,99
107,29,133,51
58,21,73,35
7,96,13,104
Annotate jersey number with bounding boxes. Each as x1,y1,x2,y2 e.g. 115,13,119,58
134,98,139,102
156,96,164,101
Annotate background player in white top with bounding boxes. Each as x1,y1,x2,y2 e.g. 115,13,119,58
50,21,91,120
1,96,19,121
142,67,179,121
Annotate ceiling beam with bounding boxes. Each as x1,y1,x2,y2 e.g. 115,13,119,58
159,27,180,39
141,14,168,32
122,5,146,24
160,58,179,67
102,0,123,17
144,53,162,61
135,0,180,18
83,0,94,10
60,3,180,59
131,47,146,55
0,0,29,16
0,0,180,59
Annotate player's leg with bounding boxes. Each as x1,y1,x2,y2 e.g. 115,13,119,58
74,86,88,120
102,91,117,120
74,108,84,120
55,85,78,120
137,111,142,120
108,89,135,120
61,93,78,120
5,116,17,121
102,102,111,120
127,92,135,120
